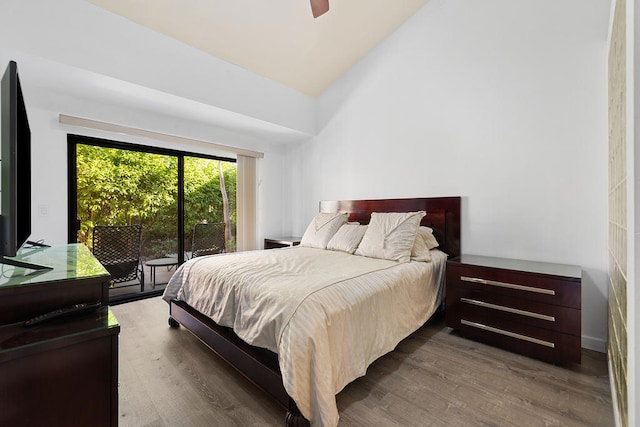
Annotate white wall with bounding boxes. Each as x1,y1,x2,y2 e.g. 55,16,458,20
286,0,611,350
23,104,294,250
0,52,298,250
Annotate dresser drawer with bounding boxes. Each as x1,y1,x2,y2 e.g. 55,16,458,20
447,284,581,336
451,310,581,364
447,263,581,309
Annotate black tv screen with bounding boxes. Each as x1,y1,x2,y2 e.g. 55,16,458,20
1,61,31,258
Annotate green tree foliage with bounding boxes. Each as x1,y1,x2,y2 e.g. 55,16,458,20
76,144,236,258
183,157,237,252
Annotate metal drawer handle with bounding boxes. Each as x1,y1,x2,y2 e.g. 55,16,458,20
461,319,555,348
461,276,555,296
460,298,556,322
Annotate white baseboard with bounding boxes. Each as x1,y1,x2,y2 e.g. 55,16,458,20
582,334,606,353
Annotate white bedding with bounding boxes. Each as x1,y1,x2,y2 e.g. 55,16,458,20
163,246,447,427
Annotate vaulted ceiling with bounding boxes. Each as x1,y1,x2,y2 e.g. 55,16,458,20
86,0,430,97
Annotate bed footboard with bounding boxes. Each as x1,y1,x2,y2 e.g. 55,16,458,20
169,300,309,426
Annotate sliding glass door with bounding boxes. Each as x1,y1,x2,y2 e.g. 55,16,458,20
68,135,236,303
183,156,237,257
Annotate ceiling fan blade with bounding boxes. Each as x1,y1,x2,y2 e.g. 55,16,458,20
310,0,329,18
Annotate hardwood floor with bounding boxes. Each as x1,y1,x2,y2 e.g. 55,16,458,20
112,297,613,426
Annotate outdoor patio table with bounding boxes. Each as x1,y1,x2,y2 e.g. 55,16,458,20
145,257,177,288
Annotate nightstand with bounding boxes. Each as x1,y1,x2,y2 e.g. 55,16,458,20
445,254,581,364
264,236,302,250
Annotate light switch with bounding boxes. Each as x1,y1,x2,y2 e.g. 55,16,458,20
38,204,49,217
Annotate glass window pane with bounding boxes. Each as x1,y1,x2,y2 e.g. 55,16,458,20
76,144,178,299
184,157,237,258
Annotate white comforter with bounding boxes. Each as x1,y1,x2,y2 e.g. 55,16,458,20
163,246,446,426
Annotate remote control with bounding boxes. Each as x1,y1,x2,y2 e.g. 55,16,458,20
24,302,102,327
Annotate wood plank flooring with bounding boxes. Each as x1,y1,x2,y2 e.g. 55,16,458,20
112,297,613,426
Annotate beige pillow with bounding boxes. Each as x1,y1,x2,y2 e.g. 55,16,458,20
327,224,367,254
411,227,439,262
299,212,348,249
355,211,426,262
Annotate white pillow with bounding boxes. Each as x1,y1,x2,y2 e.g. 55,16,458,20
327,224,367,254
355,211,426,263
411,227,439,262
420,226,439,249
299,212,348,249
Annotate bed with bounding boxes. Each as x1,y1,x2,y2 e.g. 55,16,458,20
163,197,461,426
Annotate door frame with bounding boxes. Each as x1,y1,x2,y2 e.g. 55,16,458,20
67,134,235,266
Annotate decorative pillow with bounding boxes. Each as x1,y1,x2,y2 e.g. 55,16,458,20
420,226,439,249
299,212,348,249
327,224,367,254
355,211,426,263
411,227,439,262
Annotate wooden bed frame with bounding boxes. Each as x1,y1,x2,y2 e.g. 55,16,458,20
168,196,461,426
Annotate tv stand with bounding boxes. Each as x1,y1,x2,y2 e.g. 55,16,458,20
0,244,112,324
1,242,55,270
0,256,52,271
0,243,117,426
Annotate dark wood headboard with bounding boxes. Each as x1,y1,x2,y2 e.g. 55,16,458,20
319,197,461,258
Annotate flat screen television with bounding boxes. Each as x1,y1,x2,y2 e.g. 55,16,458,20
1,61,50,270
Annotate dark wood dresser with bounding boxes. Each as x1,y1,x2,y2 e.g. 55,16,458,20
445,254,581,364
0,244,119,426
